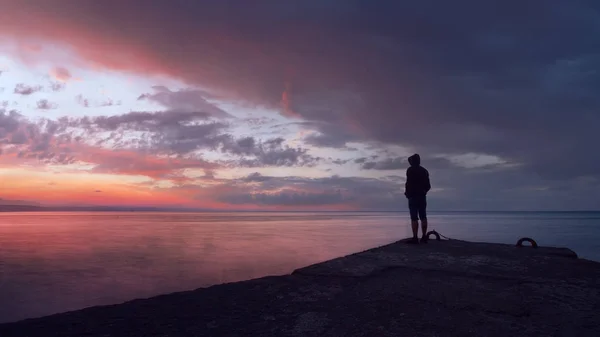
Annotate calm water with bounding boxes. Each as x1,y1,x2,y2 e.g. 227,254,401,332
0,211,599,323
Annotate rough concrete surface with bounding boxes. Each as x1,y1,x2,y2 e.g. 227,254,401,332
1,239,599,336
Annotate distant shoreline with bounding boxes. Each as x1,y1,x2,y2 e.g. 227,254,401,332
0,206,598,213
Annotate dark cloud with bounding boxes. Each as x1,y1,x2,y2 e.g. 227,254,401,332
225,137,320,167
66,110,319,167
13,83,42,95
0,110,21,135
138,87,232,119
296,121,362,149
221,136,256,156
361,157,405,170
242,172,273,183
0,110,216,182
0,109,220,181
332,158,349,165
208,168,600,211
0,108,74,164
360,153,518,175
214,173,404,209
9,130,28,144
67,110,228,153
425,166,600,211
72,110,222,132
36,99,58,110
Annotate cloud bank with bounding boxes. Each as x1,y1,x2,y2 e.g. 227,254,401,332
0,0,599,210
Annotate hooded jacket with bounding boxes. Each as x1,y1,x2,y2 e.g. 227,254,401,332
404,154,431,198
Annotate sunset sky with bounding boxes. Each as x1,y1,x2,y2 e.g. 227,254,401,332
0,1,598,210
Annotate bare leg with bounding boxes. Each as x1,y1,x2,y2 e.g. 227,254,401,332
421,219,428,239
411,220,419,239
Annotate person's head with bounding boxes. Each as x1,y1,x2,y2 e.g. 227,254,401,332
408,153,421,167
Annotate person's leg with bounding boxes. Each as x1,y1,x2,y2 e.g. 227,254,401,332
419,197,428,241
408,198,419,242
411,220,419,239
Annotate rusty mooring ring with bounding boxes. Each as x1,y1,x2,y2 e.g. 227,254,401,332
426,230,441,241
516,237,538,248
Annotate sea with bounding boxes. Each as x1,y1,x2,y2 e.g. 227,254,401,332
0,211,598,323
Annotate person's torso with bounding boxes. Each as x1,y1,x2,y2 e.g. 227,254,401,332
408,166,429,194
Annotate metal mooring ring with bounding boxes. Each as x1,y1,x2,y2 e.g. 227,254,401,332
516,237,538,248
426,230,441,241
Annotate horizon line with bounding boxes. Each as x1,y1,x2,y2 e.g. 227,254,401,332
0,205,598,213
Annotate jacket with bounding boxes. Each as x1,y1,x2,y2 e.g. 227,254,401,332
404,154,431,198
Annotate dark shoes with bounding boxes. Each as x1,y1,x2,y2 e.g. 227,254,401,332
406,237,419,244
406,236,429,244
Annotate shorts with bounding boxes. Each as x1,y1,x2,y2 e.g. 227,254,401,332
408,195,427,221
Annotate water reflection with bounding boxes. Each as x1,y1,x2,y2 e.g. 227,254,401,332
0,212,405,323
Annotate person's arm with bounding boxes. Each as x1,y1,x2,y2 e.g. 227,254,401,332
404,167,413,198
424,169,431,194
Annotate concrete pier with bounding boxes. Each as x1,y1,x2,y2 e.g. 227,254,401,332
1,238,599,336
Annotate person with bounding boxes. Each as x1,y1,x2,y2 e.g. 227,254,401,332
404,153,431,243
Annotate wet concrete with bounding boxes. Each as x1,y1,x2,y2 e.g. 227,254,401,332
1,239,599,336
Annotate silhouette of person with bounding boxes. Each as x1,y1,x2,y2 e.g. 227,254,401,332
404,153,431,243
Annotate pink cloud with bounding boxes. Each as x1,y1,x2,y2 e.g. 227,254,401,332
50,66,72,82
76,145,218,182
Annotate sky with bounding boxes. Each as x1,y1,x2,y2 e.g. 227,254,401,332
0,0,598,211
